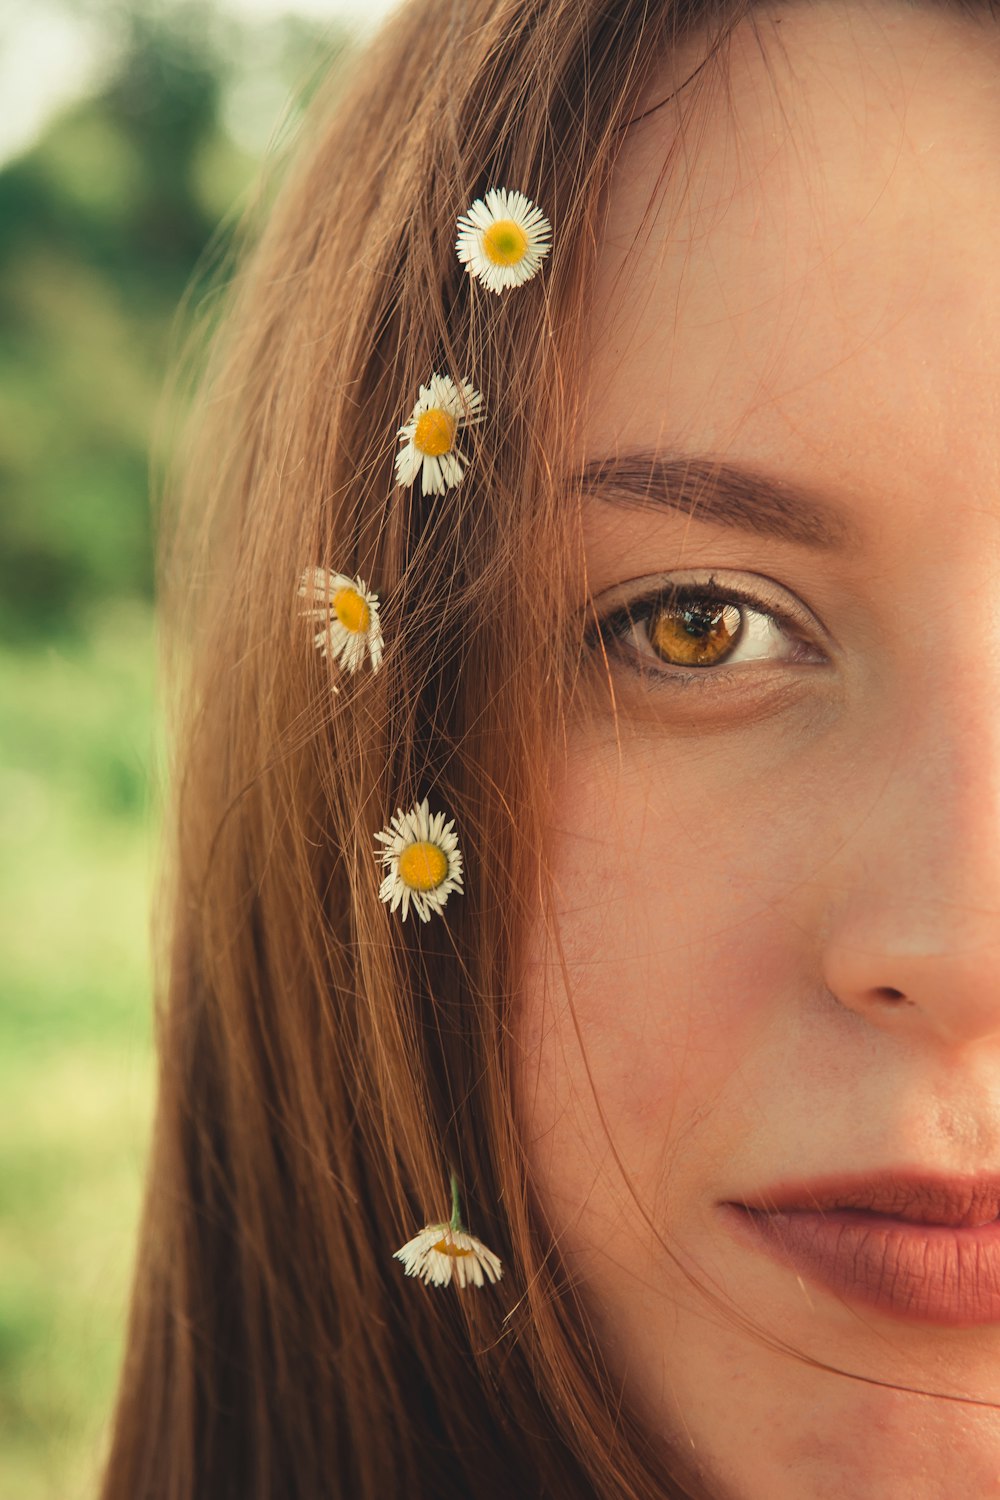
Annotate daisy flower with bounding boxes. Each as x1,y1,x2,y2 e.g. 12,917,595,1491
394,373,482,496
455,187,552,294
298,567,383,676
394,1225,503,1288
375,798,463,923
394,1173,503,1289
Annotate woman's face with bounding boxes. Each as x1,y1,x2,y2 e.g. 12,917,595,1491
516,2,1000,1495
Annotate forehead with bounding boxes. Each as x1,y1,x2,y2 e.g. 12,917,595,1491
584,0,1000,488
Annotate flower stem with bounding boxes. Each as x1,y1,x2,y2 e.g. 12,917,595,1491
449,1170,464,1233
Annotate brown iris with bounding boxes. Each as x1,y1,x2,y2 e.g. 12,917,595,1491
647,597,743,667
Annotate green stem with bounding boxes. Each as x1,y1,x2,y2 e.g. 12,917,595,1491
449,1170,464,1233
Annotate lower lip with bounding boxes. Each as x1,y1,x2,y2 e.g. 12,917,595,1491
722,1205,1000,1326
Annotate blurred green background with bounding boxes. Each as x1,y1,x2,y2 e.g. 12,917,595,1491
0,2,367,1492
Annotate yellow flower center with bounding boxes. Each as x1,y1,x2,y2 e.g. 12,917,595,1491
397,840,449,892
413,407,456,457
331,586,370,635
432,1238,473,1257
482,218,529,266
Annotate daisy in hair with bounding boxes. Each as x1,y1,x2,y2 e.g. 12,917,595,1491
394,373,482,496
455,187,551,294
298,568,383,678
375,797,463,923
394,1173,503,1289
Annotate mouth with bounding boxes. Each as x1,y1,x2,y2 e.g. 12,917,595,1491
734,1169,1000,1228
720,1169,1000,1326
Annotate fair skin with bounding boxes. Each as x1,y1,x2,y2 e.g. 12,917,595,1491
517,1,1000,1495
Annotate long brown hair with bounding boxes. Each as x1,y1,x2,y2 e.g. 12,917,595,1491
97,0,996,1495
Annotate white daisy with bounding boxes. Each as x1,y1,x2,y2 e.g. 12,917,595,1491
298,567,383,676
455,187,552,294
393,1223,503,1289
394,373,482,496
375,798,463,923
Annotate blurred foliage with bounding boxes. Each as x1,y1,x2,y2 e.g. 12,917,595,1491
0,611,157,1500
1,4,353,1495
0,0,350,644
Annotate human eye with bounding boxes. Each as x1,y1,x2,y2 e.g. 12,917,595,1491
589,569,828,691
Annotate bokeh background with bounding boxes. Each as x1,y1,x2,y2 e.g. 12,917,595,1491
1,2,395,1492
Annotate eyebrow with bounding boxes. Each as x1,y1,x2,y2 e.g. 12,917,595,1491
577,451,861,551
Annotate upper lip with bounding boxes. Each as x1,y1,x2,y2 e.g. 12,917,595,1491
732,1169,1000,1229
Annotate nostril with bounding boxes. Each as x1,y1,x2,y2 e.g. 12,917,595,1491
874,986,907,1003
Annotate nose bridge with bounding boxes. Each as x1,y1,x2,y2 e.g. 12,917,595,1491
903,663,1000,907
873,473,1000,904
822,651,1000,1045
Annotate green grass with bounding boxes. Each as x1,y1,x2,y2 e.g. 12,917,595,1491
0,607,157,1500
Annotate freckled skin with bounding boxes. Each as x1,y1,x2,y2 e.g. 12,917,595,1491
515,3,1000,1496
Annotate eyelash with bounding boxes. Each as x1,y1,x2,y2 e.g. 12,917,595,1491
590,573,825,689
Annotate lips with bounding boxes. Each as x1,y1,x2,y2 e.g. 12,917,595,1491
737,1170,1000,1228
722,1170,1000,1326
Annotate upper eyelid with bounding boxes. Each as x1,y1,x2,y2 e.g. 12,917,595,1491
590,569,822,634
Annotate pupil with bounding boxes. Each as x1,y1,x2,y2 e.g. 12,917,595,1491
682,606,717,638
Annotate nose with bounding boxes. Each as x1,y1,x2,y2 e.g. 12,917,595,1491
821,681,1000,1050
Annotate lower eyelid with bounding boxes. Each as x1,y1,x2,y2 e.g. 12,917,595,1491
601,641,822,700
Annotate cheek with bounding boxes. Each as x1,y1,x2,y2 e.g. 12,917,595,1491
514,733,817,1237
